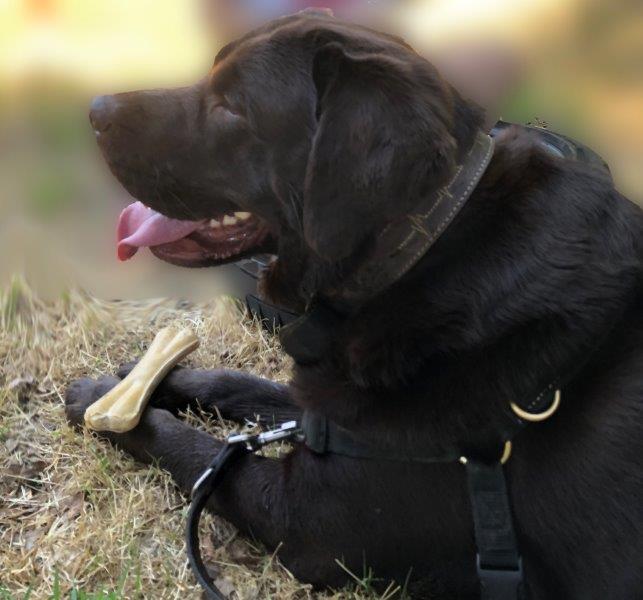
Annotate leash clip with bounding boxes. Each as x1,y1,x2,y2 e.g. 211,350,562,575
227,420,302,451
191,421,302,500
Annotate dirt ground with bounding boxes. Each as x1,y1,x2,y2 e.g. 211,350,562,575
0,278,400,599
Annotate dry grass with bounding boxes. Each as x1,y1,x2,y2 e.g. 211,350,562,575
0,277,398,600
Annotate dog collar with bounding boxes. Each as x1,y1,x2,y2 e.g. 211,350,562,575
329,130,494,306
280,131,495,364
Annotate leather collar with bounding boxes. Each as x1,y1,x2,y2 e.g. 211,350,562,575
327,131,494,306
281,131,495,364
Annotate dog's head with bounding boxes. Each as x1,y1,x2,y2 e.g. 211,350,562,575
90,10,484,308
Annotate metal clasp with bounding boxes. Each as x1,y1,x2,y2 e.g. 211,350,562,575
227,420,302,451
191,421,302,499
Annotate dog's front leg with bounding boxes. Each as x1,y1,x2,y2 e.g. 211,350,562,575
64,377,348,588
116,364,300,424
65,376,286,511
64,376,223,489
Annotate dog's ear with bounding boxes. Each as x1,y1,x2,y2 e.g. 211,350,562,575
303,41,484,262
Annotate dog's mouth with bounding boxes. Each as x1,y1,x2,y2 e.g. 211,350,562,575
117,201,273,268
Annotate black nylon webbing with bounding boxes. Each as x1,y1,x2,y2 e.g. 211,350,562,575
301,410,460,463
466,460,523,600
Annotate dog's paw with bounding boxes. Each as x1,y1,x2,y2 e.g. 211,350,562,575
64,376,120,428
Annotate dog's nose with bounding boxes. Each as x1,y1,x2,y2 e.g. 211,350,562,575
89,95,116,133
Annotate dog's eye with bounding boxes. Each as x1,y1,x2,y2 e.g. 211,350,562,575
210,94,238,117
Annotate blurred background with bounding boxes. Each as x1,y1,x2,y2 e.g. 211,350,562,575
0,0,641,301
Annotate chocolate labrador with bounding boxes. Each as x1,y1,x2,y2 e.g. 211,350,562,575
66,10,643,599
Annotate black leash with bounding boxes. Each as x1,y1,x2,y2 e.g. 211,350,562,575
187,444,246,599
187,421,302,599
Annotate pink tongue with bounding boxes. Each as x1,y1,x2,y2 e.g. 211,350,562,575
117,201,204,261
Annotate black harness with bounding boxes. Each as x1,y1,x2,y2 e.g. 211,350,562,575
185,129,610,599
188,388,560,600
298,386,561,600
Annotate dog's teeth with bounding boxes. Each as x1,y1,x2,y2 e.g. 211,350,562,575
234,212,251,221
222,215,237,226
209,219,221,228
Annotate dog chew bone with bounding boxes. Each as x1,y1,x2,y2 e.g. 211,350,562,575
84,327,199,433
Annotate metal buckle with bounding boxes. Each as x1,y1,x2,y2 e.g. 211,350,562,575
191,421,301,499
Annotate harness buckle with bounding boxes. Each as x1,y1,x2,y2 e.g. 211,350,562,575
476,555,523,598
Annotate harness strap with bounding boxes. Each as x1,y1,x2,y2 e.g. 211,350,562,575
466,460,524,600
300,387,560,463
298,390,563,600
187,389,561,600
301,410,461,462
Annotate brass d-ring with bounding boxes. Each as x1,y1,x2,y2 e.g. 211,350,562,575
510,389,561,422
459,440,513,466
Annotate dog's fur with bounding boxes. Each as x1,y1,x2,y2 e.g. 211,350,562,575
67,11,643,599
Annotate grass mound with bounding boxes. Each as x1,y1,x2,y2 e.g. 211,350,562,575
0,278,394,599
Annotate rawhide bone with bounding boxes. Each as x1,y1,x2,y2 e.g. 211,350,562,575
84,327,199,433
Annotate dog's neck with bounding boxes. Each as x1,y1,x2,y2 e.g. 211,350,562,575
280,131,495,363
291,130,640,429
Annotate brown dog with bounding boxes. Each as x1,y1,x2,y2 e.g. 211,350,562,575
66,10,643,599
